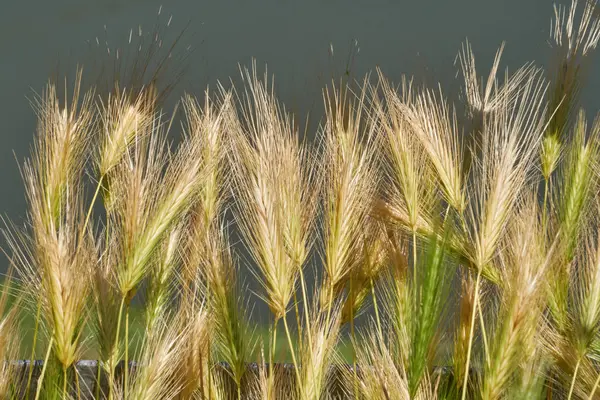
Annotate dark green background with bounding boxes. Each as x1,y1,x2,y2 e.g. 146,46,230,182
1,0,598,274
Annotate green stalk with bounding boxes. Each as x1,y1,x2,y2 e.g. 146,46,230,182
371,278,383,344
62,364,68,400
299,268,312,351
124,304,130,399
283,314,303,398
25,300,42,399
293,290,303,355
34,336,54,400
588,370,600,400
94,360,102,400
461,270,482,400
81,175,105,236
412,229,418,305
568,358,581,400
477,295,489,367
542,177,549,231
350,277,358,400
108,296,126,400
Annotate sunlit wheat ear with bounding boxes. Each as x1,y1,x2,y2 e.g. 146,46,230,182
19,71,95,376
98,89,155,179
112,109,207,298
180,89,232,293
551,0,600,59
203,228,254,392
28,69,95,230
374,72,435,236
548,112,600,329
123,313,188,400
465,66,548,272
399,86,465,214
556,111,600,263
111,130,167,297
544,0,600,178
92,238,123,373
321,79,379,300
229,64,318,319
457,41,540,116
145,225,182,330
297,296,342,400
482,195,550,400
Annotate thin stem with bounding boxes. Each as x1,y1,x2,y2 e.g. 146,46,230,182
94,360,102,400
412,229,418,306
62,364,68,400
299,268,312,351
477,294,489,367
371,278,383,343
35,336,54,400
350,277,358,400
108,295,126,400
271,317,279,367
588,369,600,400
282,314,303,398
82,175,104,237
25,299,42,399
461,270,482,400
568,358,581,400
124,303,130,400
542,176,549,231
75,366,81,400
293,290,303,355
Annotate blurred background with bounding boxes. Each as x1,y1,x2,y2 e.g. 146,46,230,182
1,0,598,277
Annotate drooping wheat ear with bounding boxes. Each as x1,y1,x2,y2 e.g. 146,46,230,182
544,0,600,178
321,78,379,302
98,89,155,179
557,111,599,263
374,72,435,237
110,129,168,298
230,64,318,320
180,89,232,295
482,195,550,400
202,227,254,394
297,296,342,400
460,66,547,400
111,107,206,298
145,225,182,331
123,312,189,400
548,111,600,329
28,69,95,231
20,71,95,384
398,86,465,214
91,234,122,376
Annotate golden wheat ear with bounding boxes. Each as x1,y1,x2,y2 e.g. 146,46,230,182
320,78,380,310
229,63,317,321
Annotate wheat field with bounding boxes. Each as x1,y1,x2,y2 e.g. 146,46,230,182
2,1,600,399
